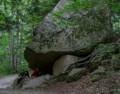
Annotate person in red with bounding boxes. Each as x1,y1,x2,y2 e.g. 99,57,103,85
31,68,41,78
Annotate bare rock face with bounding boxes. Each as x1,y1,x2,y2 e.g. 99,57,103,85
24,0,112,73
53,55,79,76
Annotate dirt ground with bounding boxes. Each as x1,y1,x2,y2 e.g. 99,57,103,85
46,73,120,94
0,72,120,94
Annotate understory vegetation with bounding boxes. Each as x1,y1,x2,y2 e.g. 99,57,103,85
0,0,59,75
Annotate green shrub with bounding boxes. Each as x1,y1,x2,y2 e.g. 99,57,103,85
0,62,13,75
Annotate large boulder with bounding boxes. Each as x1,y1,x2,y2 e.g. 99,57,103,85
24,0,113,72
53,55,79,76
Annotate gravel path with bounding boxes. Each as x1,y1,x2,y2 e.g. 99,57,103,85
0,73,120,94
0,89,62,94
0,75,18,89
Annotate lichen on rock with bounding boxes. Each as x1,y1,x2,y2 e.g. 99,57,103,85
24,0,113,75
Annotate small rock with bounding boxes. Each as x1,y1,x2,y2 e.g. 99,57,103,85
22,74,51,89
68,68,86,76
91,66,106,75
90,74,102,82
67,68,87,82
90,66,106,82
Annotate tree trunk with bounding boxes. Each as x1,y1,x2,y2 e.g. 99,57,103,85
8,31,17,72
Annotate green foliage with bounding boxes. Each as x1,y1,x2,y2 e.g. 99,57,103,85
27,0,59,26
17,61,29,73
0,62,12,75
53,0,106,16
63,0,97,11
108,0,120,36
0,0,59,75
106,0,120,14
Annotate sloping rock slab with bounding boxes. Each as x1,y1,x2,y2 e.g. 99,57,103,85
24,0,112,71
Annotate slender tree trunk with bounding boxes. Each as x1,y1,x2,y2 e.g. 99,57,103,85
16,11,22,66
8,30,17,72
16,27,22,69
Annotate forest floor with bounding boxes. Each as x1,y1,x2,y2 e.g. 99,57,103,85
0,72,120,94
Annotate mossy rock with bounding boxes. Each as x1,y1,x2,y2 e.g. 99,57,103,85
111,54,120,71
89,43,120,71
67,68,87,82
24,0,113,73
90,66,106,82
